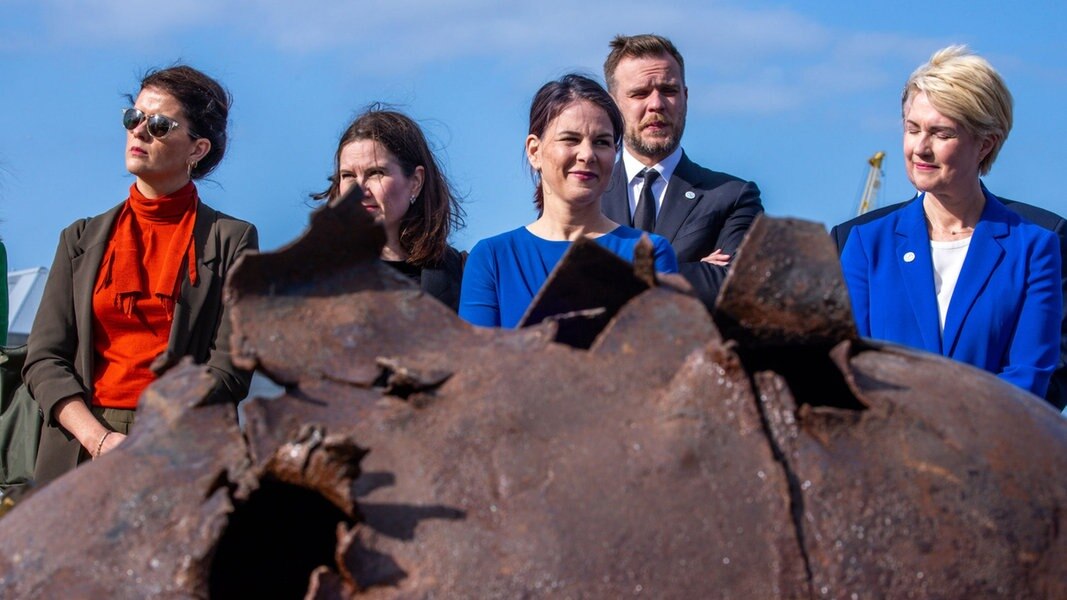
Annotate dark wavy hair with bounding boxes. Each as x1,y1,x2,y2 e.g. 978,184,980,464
312,108,464,266
527,73,624,212
130,65,232,179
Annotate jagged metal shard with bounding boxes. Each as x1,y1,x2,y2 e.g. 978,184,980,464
517,235,655,348
714,215,857,349
0,190,1064,599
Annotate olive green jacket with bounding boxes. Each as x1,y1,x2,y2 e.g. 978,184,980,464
24,200,257,485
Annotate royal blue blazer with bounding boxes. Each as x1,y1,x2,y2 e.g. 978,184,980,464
840,190,1062,398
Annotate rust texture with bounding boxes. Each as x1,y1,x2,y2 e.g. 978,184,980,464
714,215,857,350
0,190,1064,599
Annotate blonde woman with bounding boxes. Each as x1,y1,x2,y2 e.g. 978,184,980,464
840,46,1061,397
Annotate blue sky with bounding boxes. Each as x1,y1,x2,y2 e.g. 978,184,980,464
2,0,1066,271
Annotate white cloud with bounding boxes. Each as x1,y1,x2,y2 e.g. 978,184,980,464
29,1,833,63
20,0,988,115
699,78,803,114
40,0,222,42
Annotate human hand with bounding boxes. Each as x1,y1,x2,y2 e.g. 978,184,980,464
700,248,731,266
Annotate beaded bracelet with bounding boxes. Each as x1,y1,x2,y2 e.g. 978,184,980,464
94,431,113,459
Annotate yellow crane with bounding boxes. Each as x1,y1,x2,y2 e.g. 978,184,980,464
857,151,885,216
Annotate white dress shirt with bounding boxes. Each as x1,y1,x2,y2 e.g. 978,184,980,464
621,146,683,223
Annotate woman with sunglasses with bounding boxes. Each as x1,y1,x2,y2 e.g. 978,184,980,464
24,65,258,486
313,108,466,310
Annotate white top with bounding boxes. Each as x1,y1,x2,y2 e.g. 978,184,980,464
930,237,972,334
621,146,683,220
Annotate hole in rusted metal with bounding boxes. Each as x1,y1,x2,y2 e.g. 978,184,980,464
208,479,352,598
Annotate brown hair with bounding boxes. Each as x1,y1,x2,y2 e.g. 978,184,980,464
604,34,686,93
133,65,232,179
527,74,624,213
312,108,464,266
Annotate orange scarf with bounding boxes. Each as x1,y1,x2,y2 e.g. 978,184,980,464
95,182,199,319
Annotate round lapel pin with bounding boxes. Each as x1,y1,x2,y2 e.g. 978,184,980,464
903,251,915,263
685,191,696,199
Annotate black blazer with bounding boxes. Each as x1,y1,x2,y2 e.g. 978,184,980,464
831,197,1067,411
602,152,763,309
419,246,466,312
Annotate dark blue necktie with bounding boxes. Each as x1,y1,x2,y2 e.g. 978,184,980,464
634,168,659,231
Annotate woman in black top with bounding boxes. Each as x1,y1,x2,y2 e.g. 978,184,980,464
313,108,465,309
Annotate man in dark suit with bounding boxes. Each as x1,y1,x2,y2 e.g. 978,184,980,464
831,195,1067,411
600,34,763,310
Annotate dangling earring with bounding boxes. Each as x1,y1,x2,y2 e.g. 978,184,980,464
188,160,198,177
409,195,417,205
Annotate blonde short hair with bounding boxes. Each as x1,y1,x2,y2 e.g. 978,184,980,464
902,45,1013,175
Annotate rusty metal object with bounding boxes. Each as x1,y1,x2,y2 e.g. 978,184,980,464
0,192,1064,599
518,235,656,348
715,215,857,349
796,341,1067,597
0,362,255,598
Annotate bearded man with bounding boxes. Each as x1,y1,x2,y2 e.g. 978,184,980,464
601,33,764,309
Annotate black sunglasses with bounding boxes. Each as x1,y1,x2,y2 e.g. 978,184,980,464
121,107,197,140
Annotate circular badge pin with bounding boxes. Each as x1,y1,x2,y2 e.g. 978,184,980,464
685,191,696,199
903,251,916,263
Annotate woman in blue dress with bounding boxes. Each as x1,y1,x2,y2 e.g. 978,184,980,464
460,74,678,327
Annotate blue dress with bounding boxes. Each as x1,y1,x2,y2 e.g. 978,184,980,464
460,226,679,328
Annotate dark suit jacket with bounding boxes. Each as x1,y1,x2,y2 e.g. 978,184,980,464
602,152,763,309
831,195,1067,410
419,246,466,312
24,200,258,484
